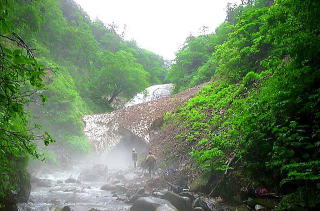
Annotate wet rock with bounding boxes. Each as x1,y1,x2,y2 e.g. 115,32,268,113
117,195,127,201
156,204,179,211
101,183,127,193
137,187,145,195
130,197,178,211
255,204,267,211
50,199,61,204
193,197,213,211
179,191,196,202
101,184,117,191
61,206,71,211
0,203,18,211
193,207,205,211
31,177,53,187
127,187,147,203
163,191,193,211
63,188,77,192
65,177,79,183
244,197,256,209
17,172,31,203
115,183,127,193
153,191,165,198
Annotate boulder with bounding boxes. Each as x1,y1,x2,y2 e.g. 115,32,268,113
128,188,147,203
101,184,117,191
101,183,127,193
193,197,212,211
65,178,79,183
156,204,179,211
61,206,71,211
153,191,165,198
193,207,205,211
31,177,53,187
130,197,178,211
17,172,31,203
179,191,196,202
163,191,193,211
255,204,267,211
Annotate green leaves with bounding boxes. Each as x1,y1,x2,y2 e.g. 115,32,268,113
164,0,320,208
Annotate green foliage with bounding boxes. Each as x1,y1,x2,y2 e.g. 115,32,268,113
0,0,54,203
6,0,168,156
167,23,234,92
166,0,320,209
1,0,168,205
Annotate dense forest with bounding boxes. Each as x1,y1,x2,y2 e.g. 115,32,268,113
0,0,166,204
164,0,320,209
1,0,320,210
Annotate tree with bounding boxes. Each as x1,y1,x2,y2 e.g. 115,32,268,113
88,50,149,107
0,0,53,203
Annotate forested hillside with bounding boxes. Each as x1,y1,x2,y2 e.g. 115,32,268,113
9,0,167,155
1,0,320,209
0,0,167,203
163,0,320,209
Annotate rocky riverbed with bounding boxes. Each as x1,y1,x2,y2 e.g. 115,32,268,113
17,164,237,211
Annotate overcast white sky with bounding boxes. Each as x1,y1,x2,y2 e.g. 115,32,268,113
74,0,240,60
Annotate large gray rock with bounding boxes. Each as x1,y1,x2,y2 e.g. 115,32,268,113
163,191,193,211
100,183,127,193
130,197,178,211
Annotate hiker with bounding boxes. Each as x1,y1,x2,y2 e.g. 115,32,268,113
132,148,138,168
145,150,156,176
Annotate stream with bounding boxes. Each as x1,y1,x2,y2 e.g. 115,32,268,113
17,84,175,211
17,166,134,211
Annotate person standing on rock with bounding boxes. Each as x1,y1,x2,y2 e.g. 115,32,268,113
145,150,156,176
132,148,138,168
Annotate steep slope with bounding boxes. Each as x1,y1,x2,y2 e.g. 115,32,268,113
157,0,320,209
83,83,208,152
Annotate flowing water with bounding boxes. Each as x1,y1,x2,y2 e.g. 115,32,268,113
18,84,174,211
18,168,131,211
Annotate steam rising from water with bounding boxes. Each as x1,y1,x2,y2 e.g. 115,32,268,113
22,84,174,210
